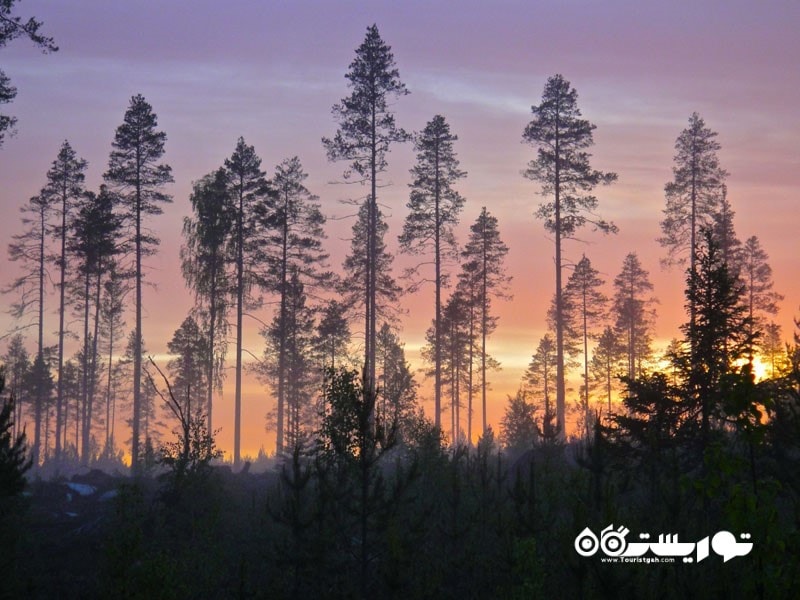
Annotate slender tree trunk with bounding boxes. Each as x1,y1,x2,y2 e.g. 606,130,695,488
554,122,566,437
689,158,698,362
450,318,456,443
81,269,91,462
467,290,475,445
606,356,612,414
582,284,589,441
368,103,378,429
83,269,102,462
34,203,46,466
434,146,442,435
63,387,69,454
276,197,288,454
132,156,143,472
105,315,115,452
234,181,244,466
56,180,68,460
481,212,488,435
207,263,217,434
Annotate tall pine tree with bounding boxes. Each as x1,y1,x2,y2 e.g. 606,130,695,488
259,156,331,454
40,141,87,460
522,74,617,436
612,253,656,381
563,255,607,440
104,94,173,471
459,208,510,438
5,193,53,464
323,24,410,406
223,137,269,465
181,168,232,434
399,114,465,430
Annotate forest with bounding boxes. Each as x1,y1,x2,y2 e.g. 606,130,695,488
2,2,799,598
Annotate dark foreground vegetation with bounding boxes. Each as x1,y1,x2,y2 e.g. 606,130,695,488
3,338,800,600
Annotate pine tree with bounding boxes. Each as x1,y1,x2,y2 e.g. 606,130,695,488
659,113,727,357
1,335,29,441
0,0,57,146
5,193,53,464
399,115,466,430
660,113,727,271
223,137,269,466
341,199,402,335
323,24,410,405
678,228,752,449
459,208,511,437
40,141,87,460
99,264,127,454
590,325,625,414
121,332,162,457
0,368,31,496
181,168,232,434
612,253,656,381
522,74,617,436
315,300,351,371
711,185,742,269
563,255,607,440
523,334,559,439
260,156,331,453
739,236,783,362
166,316,209,424
500,388,537,458
423,292,470,443
375,323,418,440
69,186,122,461
104,94,172,471
261,270,318,452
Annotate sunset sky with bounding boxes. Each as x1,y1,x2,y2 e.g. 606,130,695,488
1,1,798,458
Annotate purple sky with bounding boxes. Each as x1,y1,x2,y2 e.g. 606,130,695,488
2,0,798,455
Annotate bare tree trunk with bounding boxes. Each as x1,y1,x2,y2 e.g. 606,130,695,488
234,181,244,466
55,181,68,460
554,127,566,438
132,165,143,472
276,196,289,455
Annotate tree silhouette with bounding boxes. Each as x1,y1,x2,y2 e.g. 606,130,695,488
660,113,727,354
181,168,232,434
104,94,173,471
69,186,122,461
591,325,625,414
261,270,318,451
523,334,559,439
1,335,29,441
678,228,752,451
40,141,87,460
522,74,617,436
400,114,466,430
563,255,607,440
223,137,269,466
500,389,537,458
259,156,331,453
459,207,510,439
341,199,402,337
315,300,351,372
711,185,741,269
323,24,410,407
612,253,656,381
375,323,418,441
740,236,783,362
166,316,209,424
99,265,127,454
